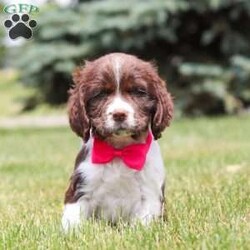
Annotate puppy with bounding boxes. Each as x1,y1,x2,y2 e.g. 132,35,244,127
62,53,173,231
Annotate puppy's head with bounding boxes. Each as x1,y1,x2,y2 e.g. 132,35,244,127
68,53,173,145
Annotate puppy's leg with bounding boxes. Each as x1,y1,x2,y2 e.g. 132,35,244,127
62,202,81,231
134,200,163,226
62,199,91,232
62,168,88,232
132,183,165,225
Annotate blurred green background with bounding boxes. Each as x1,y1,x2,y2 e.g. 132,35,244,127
1,2,250,248
0,0,250,118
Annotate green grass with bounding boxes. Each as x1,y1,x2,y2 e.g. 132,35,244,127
0,116,249,249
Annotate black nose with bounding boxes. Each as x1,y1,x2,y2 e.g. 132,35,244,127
112,111,127,122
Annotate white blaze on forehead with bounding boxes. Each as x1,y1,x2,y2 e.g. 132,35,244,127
112,56,123,89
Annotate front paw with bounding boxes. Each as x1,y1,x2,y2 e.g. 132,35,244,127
61,203,81,232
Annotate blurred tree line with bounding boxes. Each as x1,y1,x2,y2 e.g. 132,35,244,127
8,0,250,116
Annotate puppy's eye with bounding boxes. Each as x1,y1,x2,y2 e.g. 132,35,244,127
128,87,148,97
92,89,111,99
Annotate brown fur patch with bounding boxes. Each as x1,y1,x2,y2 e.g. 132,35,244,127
160,181,168,221
64,145,89,203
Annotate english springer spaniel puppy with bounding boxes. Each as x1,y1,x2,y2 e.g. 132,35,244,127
62,53,173,231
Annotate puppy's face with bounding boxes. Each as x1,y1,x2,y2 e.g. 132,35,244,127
85,57,155,139
68,53,173,144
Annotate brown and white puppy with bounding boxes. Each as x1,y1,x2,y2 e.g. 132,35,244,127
62,53,173,231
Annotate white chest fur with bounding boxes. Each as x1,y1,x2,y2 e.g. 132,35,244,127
62,139,165,230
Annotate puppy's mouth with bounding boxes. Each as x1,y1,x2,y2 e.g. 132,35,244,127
113,129,134,137
92,120,149,140
109,122,136,137
93,126,136,139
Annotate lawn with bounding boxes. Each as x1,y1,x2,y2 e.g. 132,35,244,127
0,116,249,249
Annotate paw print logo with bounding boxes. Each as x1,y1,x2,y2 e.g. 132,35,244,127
4,14,37,40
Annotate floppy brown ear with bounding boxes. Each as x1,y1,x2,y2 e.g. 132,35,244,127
68,67,90,142
151,77,174,139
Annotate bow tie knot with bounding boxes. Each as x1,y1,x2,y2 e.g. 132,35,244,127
114,150,123,157
91,133,153,171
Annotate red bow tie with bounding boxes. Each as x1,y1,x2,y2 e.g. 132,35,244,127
91,133,153,171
